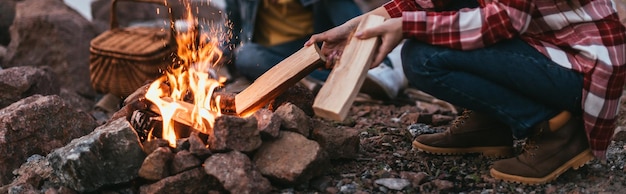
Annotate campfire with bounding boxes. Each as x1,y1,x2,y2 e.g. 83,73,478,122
144,3,226,147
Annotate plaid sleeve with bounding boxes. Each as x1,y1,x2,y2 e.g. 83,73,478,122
384,0,417,18
401,0,534,50
384,0,454,17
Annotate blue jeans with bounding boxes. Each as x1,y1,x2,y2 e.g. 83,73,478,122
235,38,330,80
402,38,583,138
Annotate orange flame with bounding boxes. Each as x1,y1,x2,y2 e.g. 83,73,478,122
145,0,226,147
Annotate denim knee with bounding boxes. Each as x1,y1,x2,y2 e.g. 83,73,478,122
234,44,276,80
401,41,448,89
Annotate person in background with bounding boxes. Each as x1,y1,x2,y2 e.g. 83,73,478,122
224,0,407,99
305,0,626,184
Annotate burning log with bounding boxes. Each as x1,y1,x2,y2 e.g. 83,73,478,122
146,92,236,129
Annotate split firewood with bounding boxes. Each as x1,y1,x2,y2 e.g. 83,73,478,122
312,14,385,121
235,45,325,117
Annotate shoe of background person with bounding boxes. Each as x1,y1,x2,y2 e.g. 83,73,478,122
299,75,324,94
360,42,408,100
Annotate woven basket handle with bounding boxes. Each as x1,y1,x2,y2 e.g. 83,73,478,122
110,0,175,35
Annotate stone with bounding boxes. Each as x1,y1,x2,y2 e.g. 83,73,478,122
0,155,53,194
3,0,97,97
171,150,201,175
59,88,95,113
141,139,170,155
254,108,281,139
274,103,312,137
400,171,428,187
0,66,61,109
270,84,315,116
47,118,146,192
208,115,261,153
374,178,411,191
188,132,212,157
0,95,97,185
138,168,214,194
310,120,360,160
138,147,173,181
253,131,330,185
204,151,273,194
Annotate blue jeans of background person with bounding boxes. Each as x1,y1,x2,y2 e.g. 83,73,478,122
402,38,583,139
233,0,362,81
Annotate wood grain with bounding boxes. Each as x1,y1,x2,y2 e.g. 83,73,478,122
313,15,385,121
235,45,325,116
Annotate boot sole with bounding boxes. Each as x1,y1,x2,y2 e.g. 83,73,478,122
412,140,513,158
489,149,594,185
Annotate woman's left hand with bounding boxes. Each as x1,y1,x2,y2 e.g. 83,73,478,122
355,17,403,68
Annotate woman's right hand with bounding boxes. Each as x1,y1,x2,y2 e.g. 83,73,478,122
305,18,361,68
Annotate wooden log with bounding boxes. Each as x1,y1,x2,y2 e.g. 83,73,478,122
148,97,195,127
313,15,385,121
235,45,325,116
147,92,236,128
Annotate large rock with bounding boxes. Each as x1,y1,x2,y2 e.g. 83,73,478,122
0,95,97,185
59,88,96,113
2,0,97,97
310,120,360,160
138,147,173,181
47,118,145,192
253,131,330,185
0,0,16,46
208,115,262,153
139,168,213,194
0,155,54,194
274,103,311,137
0,66,60,109
204,151,273,194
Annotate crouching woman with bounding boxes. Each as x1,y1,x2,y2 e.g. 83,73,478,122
306,0,626,184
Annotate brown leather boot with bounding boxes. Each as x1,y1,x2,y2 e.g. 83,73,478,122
490,116,594,184
412,110,513,158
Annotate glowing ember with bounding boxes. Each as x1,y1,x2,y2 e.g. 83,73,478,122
145,0,227,147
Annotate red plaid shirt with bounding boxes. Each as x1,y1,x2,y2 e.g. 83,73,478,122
385,0,626,159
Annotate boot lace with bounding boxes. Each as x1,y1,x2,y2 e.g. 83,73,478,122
451,110,472,128
522,127,543,158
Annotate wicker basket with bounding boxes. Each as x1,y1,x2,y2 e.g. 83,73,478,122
90,0,177,98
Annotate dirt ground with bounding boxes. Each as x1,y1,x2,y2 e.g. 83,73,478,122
292,90,626,193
